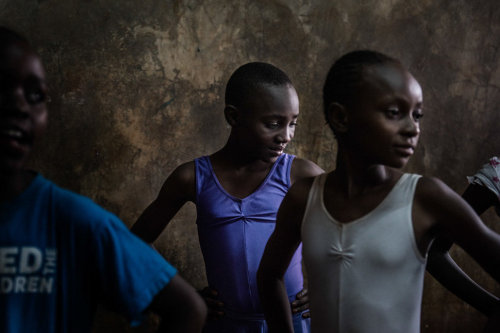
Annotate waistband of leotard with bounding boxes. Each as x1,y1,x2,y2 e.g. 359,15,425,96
224,308,306,321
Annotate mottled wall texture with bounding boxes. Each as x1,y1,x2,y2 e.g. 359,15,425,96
2,0,499,331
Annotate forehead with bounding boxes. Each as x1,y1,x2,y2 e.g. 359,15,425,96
244,84,299,117
361,63,422,103
0,42,45,81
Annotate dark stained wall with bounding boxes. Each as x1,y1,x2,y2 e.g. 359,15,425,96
1,0,499,332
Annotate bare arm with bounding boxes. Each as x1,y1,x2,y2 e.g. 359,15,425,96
132,162,227,320
287,157,323,318
427,182,500,315
418,177,500,284
427,242,499,315
131,161,195,243
462,183,499,216
149,274,207,333
257,177,313,332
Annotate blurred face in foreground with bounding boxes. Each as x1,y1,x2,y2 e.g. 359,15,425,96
0,41,48,174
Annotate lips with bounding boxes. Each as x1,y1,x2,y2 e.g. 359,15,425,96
269,146,285,156
1,128,23,139
393,144,415,156
0,124,31,154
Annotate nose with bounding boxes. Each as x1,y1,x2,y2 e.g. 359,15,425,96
0,85,29,116
277,126,294,143
402,116,420,138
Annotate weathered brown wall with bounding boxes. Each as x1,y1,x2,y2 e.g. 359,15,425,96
1,0,499,331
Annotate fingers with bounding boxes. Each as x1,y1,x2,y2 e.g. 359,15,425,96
199,286,218,298
207,307,225,320
291,301,309,314
198,286,225,320
296,288,308,299
291,288,310,317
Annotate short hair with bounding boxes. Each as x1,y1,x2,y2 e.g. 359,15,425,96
225,62,292,109
323,50,401,135
0,26,29,51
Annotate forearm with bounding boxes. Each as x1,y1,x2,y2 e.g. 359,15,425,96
473,229,500,284
427,248,499,315
257,273,294,332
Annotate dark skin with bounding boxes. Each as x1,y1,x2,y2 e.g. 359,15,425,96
132,84,324,320
462,183,499,216
0,42,48,200
257,63,500,332
0,41,207,333
427,181,500,331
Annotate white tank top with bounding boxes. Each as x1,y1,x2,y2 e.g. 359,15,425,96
301,173,426,333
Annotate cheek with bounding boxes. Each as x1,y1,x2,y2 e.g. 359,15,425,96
34,107,48,136
254,127,274,141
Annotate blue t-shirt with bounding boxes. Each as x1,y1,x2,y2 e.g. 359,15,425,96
0,174,177,332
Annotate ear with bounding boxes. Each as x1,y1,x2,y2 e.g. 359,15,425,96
224,105,241,127
326,102,349,134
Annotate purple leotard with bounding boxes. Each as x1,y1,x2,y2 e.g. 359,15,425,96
195,154,304,316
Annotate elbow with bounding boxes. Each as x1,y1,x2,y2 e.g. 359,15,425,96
158,290,207,332
180,290,207,329
152,276,207,332
257,263,273,289
257,263,283,297
257,264,270,297
188,293,208,329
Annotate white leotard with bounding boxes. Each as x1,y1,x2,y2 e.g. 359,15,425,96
301,173,426,333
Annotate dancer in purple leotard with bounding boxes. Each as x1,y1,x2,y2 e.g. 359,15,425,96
132,62,323,332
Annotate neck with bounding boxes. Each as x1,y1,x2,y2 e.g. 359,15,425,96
0,169,35,202
215,134,273,172
333,147,395,195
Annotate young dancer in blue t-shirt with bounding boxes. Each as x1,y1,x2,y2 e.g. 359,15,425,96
0,26,206,333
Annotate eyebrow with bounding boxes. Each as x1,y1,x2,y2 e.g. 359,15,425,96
379,94,423,106
261,114,299,119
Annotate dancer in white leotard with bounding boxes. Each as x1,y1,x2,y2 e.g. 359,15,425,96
258,50,500,333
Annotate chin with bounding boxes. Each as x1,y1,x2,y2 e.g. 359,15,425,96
0,160,24,175
387,157,411,169
261,155,279,163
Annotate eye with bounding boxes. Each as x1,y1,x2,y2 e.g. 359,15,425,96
23,76,47,105
25,88,46,105
412,110,424,122
290,121,297,127
385,108,400,118
265,122,280,129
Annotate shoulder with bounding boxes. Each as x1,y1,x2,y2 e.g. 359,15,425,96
51,182,114,221
43,180,124,236
162,161,196,191
414,176,459,205
290,157,324,185
170,160,196,184
413,175,474,228
157,160,196,203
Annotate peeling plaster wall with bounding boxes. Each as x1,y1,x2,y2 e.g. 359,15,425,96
1,0,499,332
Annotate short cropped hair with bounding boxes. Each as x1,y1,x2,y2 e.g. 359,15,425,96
225,62,292,109
323,50,401,135
0,26,29,50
